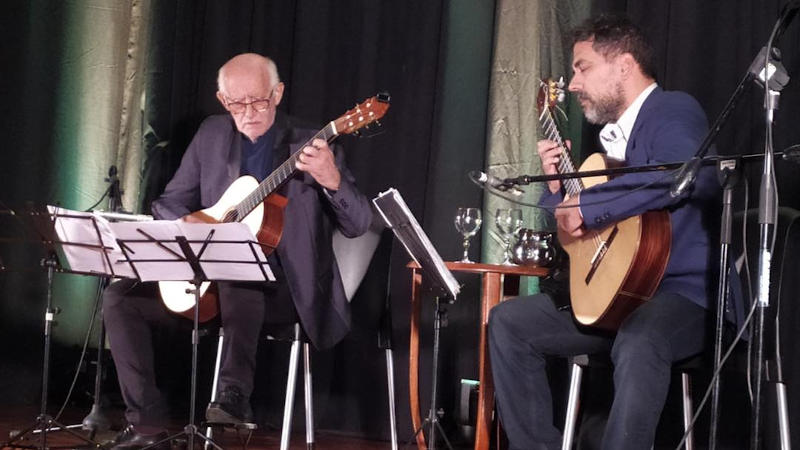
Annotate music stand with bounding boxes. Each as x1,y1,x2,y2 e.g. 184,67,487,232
373,188,459,450
110,219,274,450
1,205,124,450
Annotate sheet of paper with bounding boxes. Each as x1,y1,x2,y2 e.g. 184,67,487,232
373,188,460,298
176,221,274,282
109,221,273,282
48,206,135,278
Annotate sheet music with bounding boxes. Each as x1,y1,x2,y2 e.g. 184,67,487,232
373,188,460,298
47,206,273,282
47,206,135,278
109,221,274,282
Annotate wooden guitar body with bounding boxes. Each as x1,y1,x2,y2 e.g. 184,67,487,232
560,153,671,330
158,176,287,322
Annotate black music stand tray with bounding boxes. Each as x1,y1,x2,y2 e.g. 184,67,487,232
373,188,460,450
1,205,125,450
110,219,274,450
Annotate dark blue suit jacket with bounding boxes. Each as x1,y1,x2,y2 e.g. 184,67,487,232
541,87,720,312
150,112,373,349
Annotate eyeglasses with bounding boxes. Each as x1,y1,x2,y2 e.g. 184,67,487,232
223,89,275,115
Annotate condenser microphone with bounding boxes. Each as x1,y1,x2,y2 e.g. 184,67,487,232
669,156,702,198
469,170,524,196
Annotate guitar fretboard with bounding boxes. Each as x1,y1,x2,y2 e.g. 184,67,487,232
230,121,338,222
539,107,584,196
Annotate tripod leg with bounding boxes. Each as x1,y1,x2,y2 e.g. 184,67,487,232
406,416,431,448
83,279,112,436
433,418,455,450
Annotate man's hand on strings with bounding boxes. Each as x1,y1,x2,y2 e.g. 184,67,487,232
537,139,570,193
296,138,341,191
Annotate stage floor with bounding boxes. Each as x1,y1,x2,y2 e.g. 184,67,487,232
0,406,403,449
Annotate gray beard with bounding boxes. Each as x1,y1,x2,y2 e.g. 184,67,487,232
580,86,624,124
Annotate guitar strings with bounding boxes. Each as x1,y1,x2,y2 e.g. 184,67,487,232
234,124,337,221
541,107,604,248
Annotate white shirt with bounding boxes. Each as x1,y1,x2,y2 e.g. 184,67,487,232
599,82,658,161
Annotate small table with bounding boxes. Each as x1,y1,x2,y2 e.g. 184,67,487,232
408,261,549,450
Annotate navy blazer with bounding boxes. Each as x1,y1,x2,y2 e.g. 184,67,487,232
150,112,373,349
541,87,720,311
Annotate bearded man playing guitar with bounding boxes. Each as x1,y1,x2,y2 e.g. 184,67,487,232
489,15,722,450
103,53,373,449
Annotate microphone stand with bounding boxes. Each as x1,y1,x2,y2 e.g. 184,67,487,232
751,3,797,448
81,166,122,436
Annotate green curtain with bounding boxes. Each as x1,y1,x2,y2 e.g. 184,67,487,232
54,0,149,346
482,0,590,292
1,0,149,346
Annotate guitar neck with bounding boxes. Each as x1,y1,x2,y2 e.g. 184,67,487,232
233,121,339,220
539,108,584,196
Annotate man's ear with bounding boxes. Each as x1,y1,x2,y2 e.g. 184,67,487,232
216,91,226,107
273,82,285,106
618,53,636,78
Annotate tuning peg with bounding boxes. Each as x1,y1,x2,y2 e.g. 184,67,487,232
557,76,565,88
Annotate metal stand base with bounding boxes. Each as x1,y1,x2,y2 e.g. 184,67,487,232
407,296,454,450
4,414,100,450
1,258,100,449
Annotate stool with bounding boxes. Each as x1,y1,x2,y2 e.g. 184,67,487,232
204,324,311,450
561,353,703,450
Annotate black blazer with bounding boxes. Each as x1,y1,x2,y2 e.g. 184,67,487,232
150,112,373,349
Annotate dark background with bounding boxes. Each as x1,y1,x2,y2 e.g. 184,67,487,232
2,1,800,448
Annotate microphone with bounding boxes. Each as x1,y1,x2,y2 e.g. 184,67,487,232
782,145,800,163
669,156,702,198
748,46,790,91
469,170,523,196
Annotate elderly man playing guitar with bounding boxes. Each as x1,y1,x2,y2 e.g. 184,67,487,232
103,53,375,449
489,15,721,450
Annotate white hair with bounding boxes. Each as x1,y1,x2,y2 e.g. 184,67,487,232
217,53,280,96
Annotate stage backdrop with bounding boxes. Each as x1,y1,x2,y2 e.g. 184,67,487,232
1,0,799,448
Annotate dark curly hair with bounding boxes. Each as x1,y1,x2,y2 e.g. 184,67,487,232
571,14,656,79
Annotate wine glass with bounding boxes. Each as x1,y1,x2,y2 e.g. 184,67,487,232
495,208,524,264
454,208,482,263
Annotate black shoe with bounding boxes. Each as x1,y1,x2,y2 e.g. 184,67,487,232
205,386,254,425
106,424,169,450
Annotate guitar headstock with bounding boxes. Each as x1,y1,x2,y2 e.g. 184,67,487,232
536,77,566,115
334,93,390,136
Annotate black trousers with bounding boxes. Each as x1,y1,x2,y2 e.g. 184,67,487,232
488,292,708,450
103,274,295,427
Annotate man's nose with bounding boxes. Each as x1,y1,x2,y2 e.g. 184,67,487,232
243,103,258,117
568,76,579,92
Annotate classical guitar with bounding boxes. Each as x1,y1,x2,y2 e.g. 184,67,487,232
159,94,390,321
537,79,670,330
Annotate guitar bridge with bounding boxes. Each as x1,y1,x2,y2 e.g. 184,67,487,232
585,226,619,284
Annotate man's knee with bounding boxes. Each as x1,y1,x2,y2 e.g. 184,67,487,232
611,327,671,371
489,295,549,344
